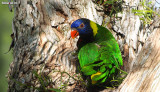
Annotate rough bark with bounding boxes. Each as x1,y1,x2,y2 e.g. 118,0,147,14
8,0,103,91
102,16,160,92
7,0,159,92
111,0,156,72
118,18,160,92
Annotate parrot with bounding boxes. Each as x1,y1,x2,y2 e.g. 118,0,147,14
70,18,123,87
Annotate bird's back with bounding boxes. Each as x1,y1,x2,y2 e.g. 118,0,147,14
78,23,123,85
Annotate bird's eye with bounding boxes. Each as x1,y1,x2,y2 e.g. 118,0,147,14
79,23,84,28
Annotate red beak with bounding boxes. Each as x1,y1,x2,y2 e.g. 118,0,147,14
71,30,79,39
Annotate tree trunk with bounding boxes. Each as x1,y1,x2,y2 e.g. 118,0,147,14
118,19,160,92
7,0,159,92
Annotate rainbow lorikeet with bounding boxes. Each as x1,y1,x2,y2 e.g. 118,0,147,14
71,18,123,86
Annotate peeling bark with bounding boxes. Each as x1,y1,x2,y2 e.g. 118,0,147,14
118,17,160,92
8,0,103,91
101,16,160,92
7,0,160,92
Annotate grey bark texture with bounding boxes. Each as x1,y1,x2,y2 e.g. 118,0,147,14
7,0,160,92
118,18,160,92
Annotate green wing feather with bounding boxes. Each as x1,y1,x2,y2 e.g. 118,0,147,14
78,43,100,68
78,23,123,85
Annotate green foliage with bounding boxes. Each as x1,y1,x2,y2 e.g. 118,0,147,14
52,70,85,90
0,0,14,91
9,69,85,92
94,0,124,16
32,71,60,92
9,70,61,92
33,68,85,91
132,0,160,24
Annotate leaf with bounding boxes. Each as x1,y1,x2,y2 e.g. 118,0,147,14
100,0,103,4
48,88,61,92
148,1,152,5
135,13,144,16
104,1,113,4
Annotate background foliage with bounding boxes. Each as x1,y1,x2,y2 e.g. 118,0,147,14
0,0,13,91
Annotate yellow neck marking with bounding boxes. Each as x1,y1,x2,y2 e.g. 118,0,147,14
90,21,98,36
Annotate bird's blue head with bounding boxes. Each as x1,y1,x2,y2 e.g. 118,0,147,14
71,18,93,39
